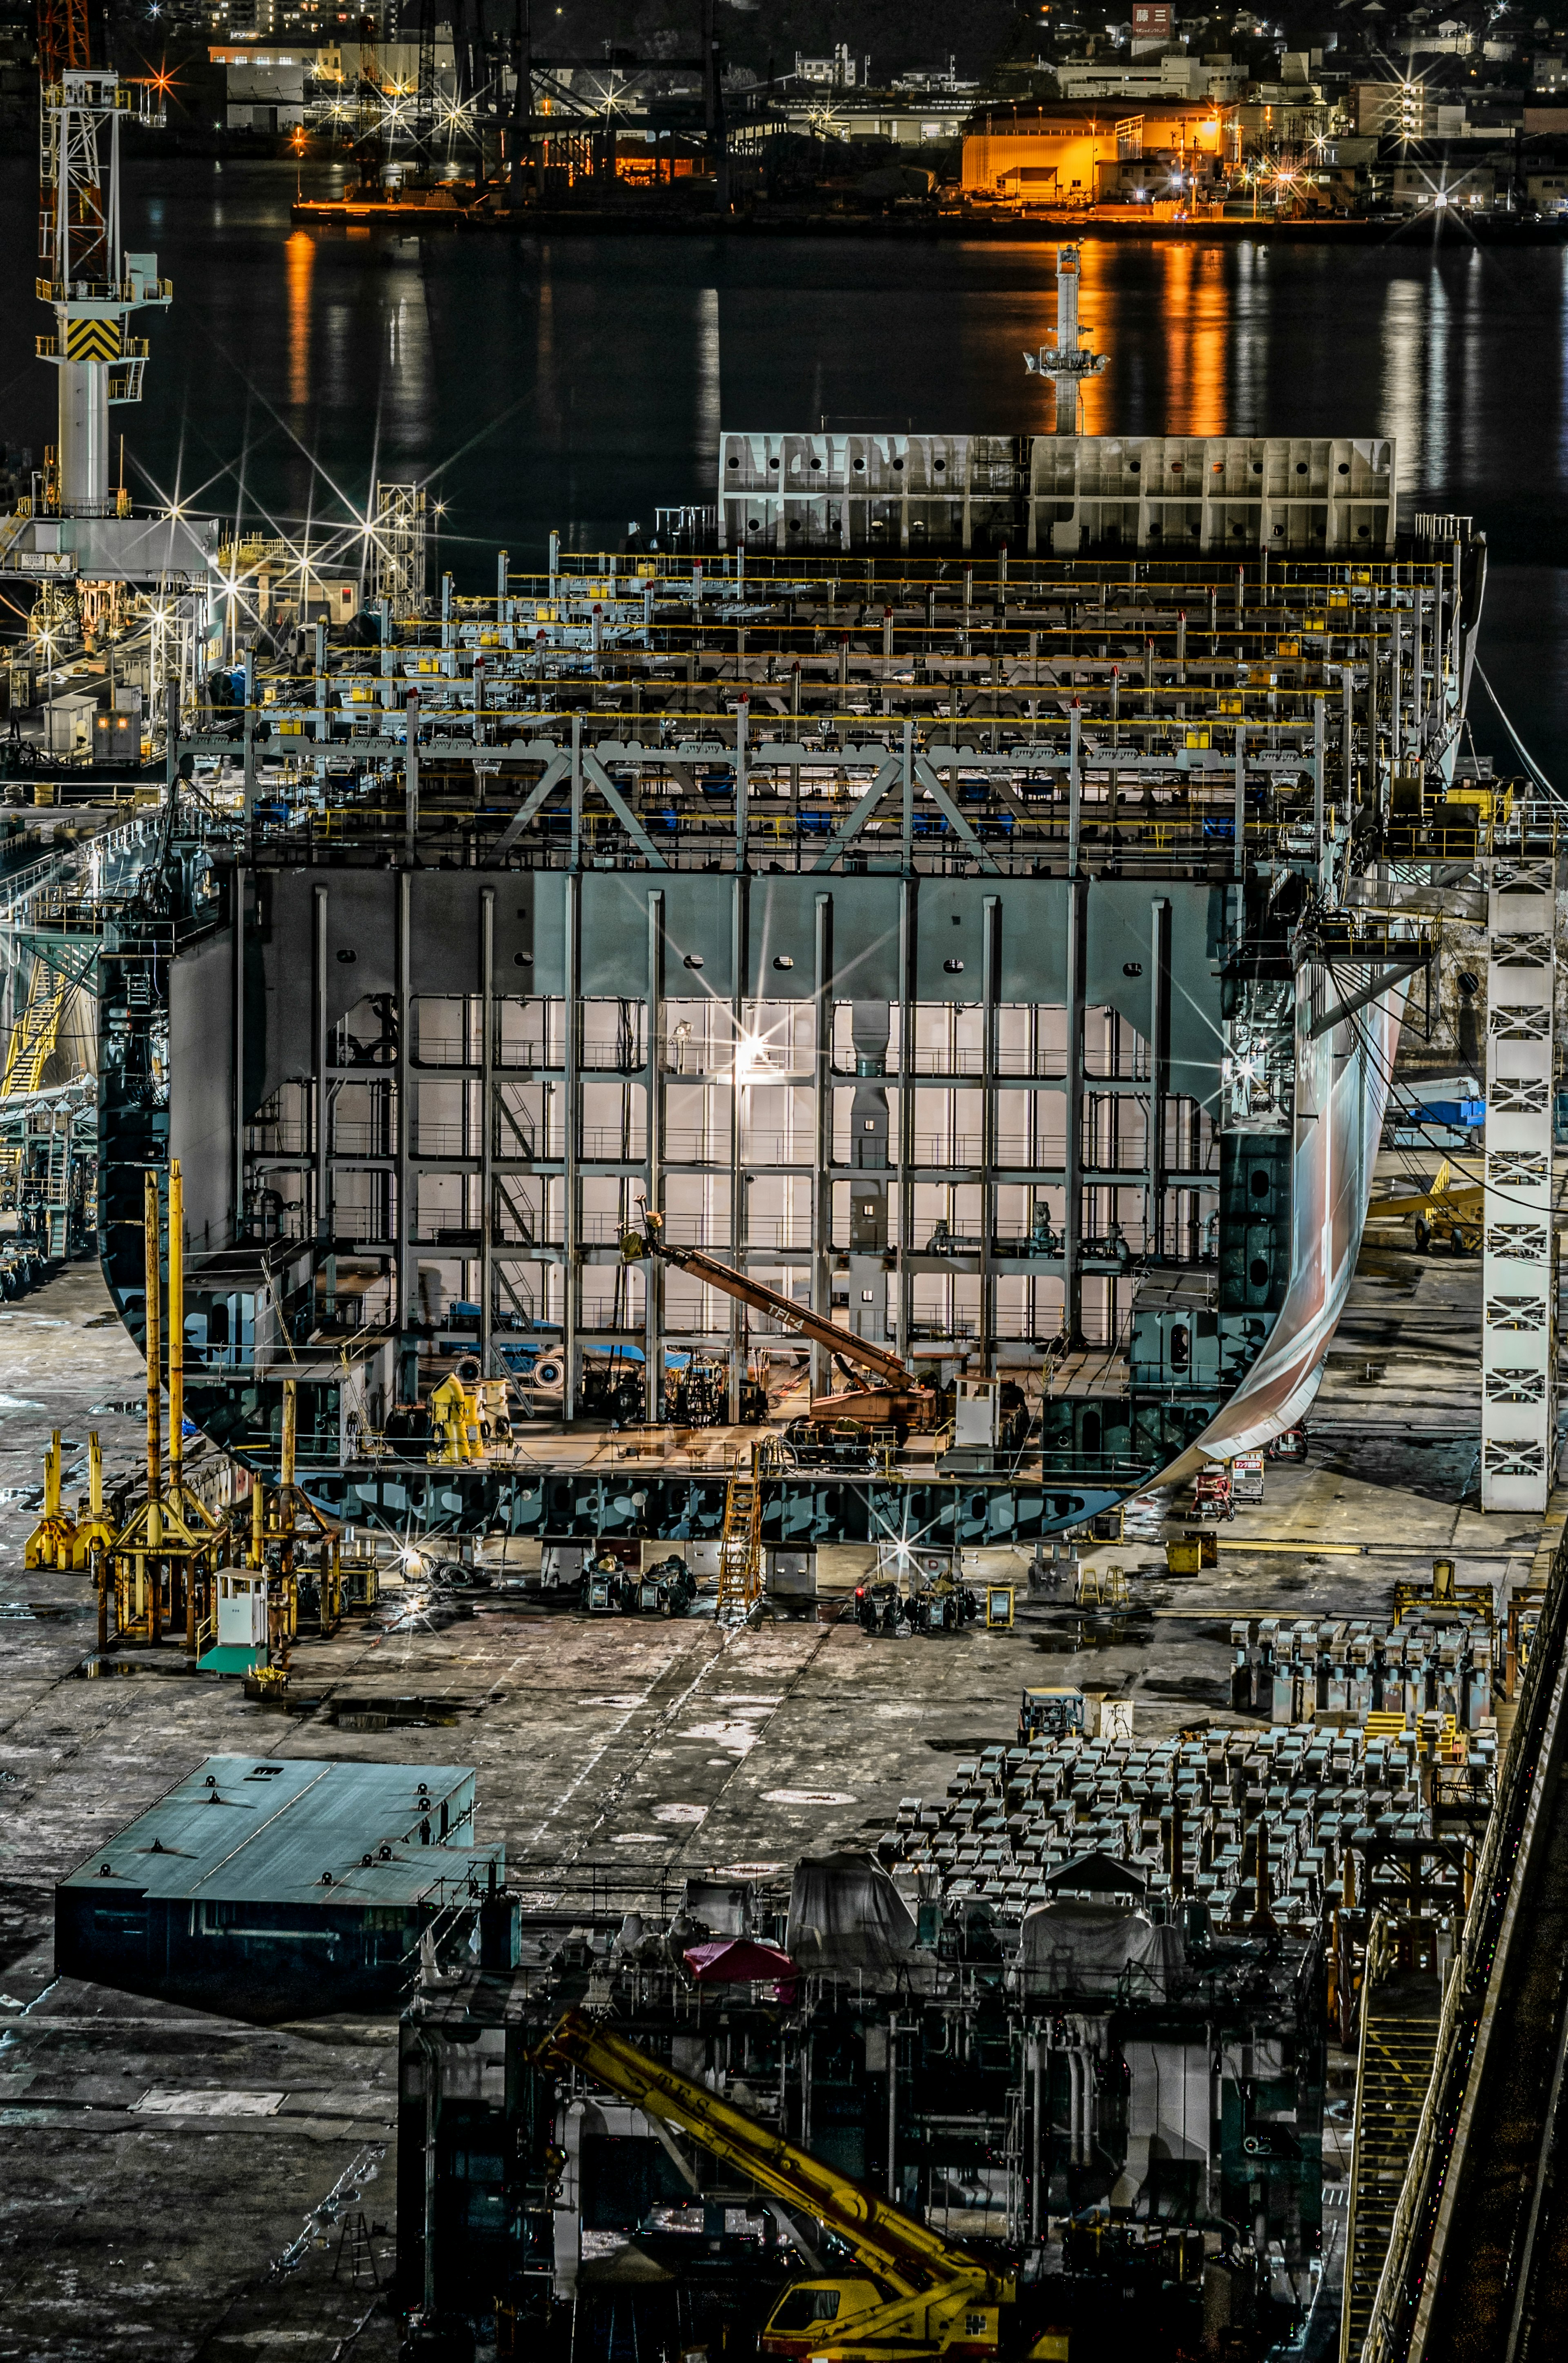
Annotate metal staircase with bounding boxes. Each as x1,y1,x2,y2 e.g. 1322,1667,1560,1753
1342,1998,1442,2363
716,1446,762,1624
1,961,71,1099
38,1120,71,1258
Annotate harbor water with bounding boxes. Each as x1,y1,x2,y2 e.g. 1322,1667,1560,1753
0,156,1562,777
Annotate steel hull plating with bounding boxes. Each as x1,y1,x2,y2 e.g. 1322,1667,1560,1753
1153,981,1403,1489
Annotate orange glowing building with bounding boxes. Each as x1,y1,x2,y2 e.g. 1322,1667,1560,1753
962,99,1237,206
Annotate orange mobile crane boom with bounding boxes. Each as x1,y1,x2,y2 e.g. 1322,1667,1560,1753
621,1210,942,1431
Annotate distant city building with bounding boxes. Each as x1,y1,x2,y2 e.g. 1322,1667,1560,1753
1351,76,1446,137
208,37,450,129
1388,152,1496,206
775,88,971,146
1524,163,1568,208
1054,54,1226,99
891,59,977,92
1399,18,1477,52
963,96,1236,203
793,47,856,88
225,0,279,33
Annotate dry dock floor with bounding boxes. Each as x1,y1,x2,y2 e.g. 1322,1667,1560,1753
0,1237,1532,2361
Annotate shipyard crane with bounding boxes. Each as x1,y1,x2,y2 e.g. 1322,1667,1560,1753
621,1209,942,1432
36,0,88,86
33,0,171,523
535,2007,1063,2360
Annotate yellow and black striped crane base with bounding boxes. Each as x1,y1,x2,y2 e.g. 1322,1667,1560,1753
62,317,122,362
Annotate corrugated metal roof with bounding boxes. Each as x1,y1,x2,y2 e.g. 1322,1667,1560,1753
60,1755,502,1908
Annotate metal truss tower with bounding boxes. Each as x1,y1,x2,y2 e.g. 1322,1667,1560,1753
1480,823,1557,1512
37,69,171,514
370,483,429,617
36,0,88,90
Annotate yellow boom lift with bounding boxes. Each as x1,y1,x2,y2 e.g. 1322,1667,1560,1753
1366,1158,1482,1255
535,2006,1065,2361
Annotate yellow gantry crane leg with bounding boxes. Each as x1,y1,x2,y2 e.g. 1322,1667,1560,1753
24,1426,77,1569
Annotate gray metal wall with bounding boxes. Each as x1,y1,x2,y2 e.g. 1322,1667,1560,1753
718,432,1398,555
167,867,1229,1420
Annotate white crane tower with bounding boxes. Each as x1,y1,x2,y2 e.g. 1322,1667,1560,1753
37,68,172,514
1023,245,1108,435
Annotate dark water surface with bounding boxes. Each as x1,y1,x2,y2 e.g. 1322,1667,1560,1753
1,158,1564,769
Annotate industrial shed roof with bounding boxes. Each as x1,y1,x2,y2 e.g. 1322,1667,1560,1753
59,1755,502,1909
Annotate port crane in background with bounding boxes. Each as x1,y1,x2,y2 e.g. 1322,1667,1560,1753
34,21,170,519
393,0,732,198
36,0,86,85
535,2007,1063,2361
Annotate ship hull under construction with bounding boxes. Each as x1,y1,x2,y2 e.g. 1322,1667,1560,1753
89,462,1483,1541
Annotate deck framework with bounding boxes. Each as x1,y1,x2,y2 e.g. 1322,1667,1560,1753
76,521,1488,1530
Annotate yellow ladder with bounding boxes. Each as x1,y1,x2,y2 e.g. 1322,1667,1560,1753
1,964,69,1100
717,1447,762,1623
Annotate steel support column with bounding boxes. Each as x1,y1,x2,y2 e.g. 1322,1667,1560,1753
312,885,329,1248
232,864,246,1247
981,895,1000,1374
895,874,914,1364
479,887,494,1378
812,892,833,1402
396,870,414,1336
1233,725,1246,879
1480,843,1556,1511
1150,895,1171,1260
569,711,583,870
728,873,748,1422
1065,877,1087,1345
242,649,256,825
735,693,749,874
645,889,665,1424
564,872,581,1421
403,689,420,866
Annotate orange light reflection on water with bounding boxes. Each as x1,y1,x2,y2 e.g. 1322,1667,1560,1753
1160,245,1229,438
1070,239,1116,436
285,232,314,408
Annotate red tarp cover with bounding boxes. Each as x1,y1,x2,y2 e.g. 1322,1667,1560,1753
682,1939,798,1986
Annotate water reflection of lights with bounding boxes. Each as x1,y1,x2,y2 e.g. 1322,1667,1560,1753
285,230,313,409
1162,245,1227,440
